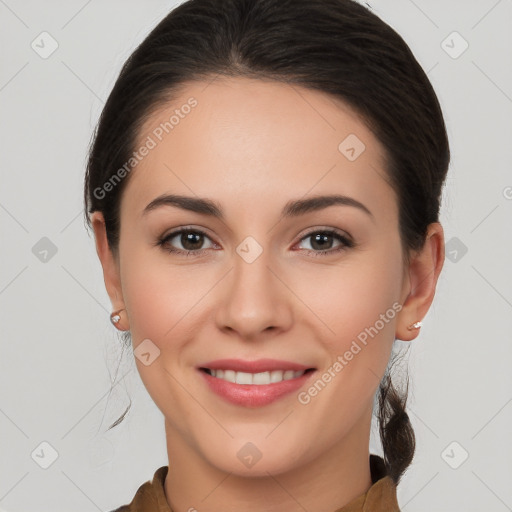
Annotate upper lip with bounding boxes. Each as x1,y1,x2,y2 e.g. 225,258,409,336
198,358,315,373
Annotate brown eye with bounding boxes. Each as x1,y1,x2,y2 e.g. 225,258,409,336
158,228,215,255
297,229,354,256
179,231,205,250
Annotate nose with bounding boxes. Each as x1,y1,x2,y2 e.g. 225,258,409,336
215,246,293,341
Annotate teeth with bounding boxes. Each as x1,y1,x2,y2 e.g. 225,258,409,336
209,369,306,385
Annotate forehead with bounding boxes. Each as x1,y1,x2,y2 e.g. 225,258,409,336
122,77,396,224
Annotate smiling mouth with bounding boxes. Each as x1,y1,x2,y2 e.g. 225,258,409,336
200,368,316,385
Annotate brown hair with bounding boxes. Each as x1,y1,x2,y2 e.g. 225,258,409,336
84,0,450,484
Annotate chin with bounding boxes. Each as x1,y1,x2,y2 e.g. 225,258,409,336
200,438,306,477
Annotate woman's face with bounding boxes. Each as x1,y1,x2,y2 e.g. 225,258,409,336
94,77,417,476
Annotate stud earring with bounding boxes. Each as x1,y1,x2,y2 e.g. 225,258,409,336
407,321,423,330
110,308,126,326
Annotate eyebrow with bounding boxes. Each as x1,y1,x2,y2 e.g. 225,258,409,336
142,193,374,222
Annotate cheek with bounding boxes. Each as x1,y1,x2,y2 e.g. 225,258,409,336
293,248,403,397
292,266,400,433
301,255,401,340
118,246,208,416
119,244,220,372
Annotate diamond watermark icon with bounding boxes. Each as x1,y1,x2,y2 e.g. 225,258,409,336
441,31,468,59
31,441,59,469
237,442,262,468
236,236,263,264
32,237,58,263
445,236,468,263
441,441,469,469
31,31,59,59
134,338,161,366
338,134,366,161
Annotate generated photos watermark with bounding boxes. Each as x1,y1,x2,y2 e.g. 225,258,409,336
297,301,403,405
93,97,198,200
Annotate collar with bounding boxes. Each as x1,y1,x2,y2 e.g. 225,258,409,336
112,454,399,512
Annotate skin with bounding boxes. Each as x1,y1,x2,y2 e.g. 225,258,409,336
91,77,444,512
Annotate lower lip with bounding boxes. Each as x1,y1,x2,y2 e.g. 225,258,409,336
198,369,316,407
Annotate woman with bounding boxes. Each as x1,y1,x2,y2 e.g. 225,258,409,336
84,0,448,510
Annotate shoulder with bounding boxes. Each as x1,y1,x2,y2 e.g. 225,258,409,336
108,466,169,512
366,455,401,512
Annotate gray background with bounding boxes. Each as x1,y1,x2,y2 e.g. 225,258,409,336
1,0,511,510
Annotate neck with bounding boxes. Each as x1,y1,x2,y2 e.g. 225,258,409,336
163,410,374,512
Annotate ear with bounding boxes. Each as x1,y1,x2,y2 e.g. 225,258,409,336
395,222,445,341
91,211,129,331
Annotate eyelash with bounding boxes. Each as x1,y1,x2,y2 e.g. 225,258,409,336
156,227,355,258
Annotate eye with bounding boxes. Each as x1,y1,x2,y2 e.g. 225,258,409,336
157,228,216,256
295,229,354,256
156,227,355,258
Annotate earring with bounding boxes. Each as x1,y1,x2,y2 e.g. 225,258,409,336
407,321,423,330
110,308,126,326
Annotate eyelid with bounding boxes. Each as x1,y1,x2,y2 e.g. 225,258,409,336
296,226,353,244
160,225,352,243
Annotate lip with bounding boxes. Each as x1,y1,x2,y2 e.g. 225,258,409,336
198,358,313,373
196,359,317,407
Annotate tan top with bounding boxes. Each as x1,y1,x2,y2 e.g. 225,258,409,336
111,454,400,512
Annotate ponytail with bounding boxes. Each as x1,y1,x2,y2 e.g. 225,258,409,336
377,355,416,484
